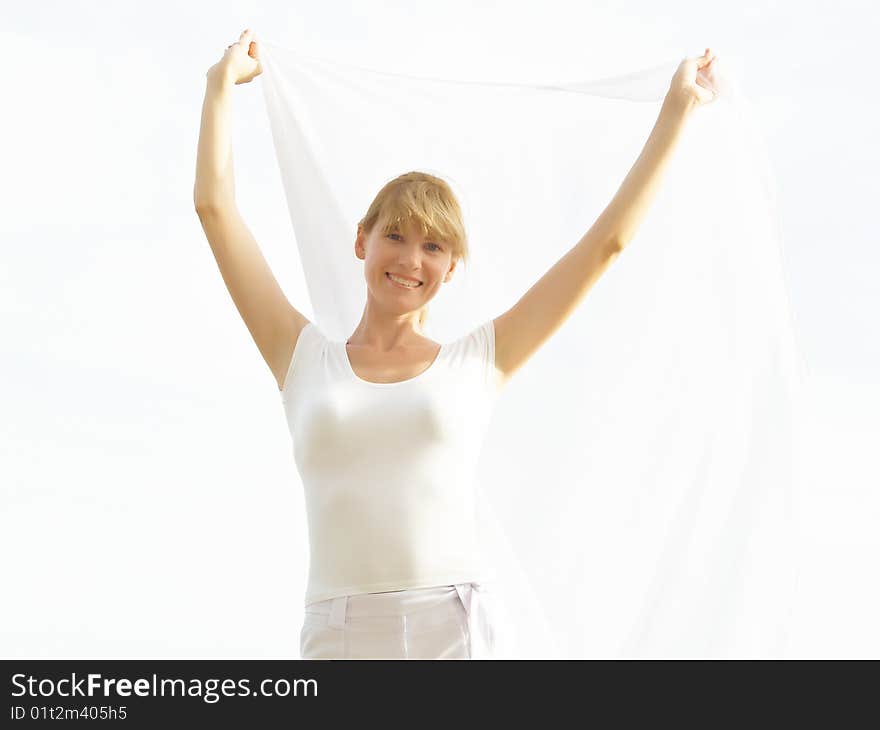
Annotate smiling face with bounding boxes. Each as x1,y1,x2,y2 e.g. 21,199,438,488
355,213,457,317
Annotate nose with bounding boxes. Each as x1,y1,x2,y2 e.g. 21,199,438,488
396,250,423,273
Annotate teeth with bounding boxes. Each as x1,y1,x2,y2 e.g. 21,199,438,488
388,273,420,288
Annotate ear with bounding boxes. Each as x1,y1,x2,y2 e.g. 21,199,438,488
444,258,458,283
355,225,366,260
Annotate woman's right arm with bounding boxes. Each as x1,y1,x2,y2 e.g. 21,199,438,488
194,34,309,393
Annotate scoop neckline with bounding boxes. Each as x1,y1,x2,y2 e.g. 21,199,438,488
340,338,447,388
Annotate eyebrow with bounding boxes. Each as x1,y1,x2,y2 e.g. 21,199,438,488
389,230,440,245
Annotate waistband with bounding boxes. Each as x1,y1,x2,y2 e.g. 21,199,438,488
303,581,493,657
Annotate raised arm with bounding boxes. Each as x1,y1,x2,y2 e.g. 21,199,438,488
493,49,718,387
194,30,309,392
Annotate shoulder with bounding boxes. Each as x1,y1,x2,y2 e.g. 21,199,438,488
447,318,506,393
278,318,327,394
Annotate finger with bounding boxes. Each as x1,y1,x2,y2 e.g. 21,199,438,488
697,53,715,69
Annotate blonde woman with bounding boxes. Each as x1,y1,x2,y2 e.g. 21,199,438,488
195,29,718,659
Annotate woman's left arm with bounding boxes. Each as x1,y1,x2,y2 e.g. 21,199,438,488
596,48,718,250
493,49,718,386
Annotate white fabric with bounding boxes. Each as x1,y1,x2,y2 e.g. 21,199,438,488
300,581,494,659
281,318,500,606
259,39,805,658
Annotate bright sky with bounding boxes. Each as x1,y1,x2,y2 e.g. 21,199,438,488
2,1,877,657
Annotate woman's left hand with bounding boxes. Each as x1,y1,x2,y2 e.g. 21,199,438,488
668,48,718,110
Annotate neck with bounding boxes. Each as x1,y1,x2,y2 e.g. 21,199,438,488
348,306,425,349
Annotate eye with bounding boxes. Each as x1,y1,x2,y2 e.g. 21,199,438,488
426,243,442,252
388,233,402,241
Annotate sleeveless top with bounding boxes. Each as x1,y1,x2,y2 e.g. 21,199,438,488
280,319,502,606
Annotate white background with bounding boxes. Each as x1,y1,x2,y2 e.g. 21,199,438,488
2,0,877,657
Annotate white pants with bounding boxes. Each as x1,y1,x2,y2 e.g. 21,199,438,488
299,582,495,659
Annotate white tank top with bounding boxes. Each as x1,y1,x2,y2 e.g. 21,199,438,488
280,319,501,606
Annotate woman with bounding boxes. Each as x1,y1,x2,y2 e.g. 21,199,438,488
194,29,718,659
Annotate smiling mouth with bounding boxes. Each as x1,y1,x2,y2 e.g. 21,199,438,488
386,272,422,288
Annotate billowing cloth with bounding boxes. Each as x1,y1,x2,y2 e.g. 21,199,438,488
258,38,805,658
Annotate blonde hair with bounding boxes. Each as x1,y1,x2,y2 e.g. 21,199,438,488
357,171,469,330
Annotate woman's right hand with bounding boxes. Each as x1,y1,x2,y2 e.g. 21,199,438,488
207,28,262,85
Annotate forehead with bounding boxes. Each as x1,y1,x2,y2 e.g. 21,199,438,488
383,216,429,238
